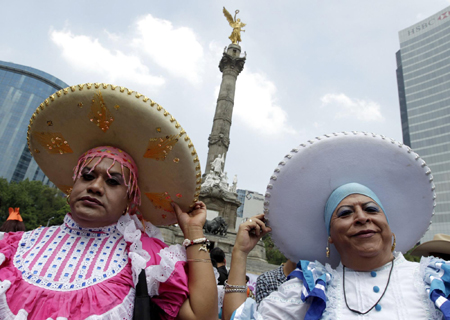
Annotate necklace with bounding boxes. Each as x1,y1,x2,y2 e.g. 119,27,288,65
343,258,394,315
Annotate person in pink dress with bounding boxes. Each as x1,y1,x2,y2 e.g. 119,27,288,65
0,83,217,319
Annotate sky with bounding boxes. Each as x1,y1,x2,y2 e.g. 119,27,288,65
1,0,450,194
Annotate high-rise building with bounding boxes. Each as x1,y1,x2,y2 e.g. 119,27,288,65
234,189,264,230
396,7,450,241
0,61,68,183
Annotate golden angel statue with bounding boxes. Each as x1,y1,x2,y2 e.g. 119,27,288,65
223,7,246,45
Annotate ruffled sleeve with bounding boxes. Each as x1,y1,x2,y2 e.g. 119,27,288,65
117,214,188,319
232,260,332,320
231,278,308,320
0,232,23,268
142,236,188,319
421,256,450,319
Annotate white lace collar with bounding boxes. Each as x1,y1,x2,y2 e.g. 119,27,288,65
62,213,118,237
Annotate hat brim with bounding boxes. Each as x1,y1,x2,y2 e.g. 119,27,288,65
410,240,450,256
264,132,435,267
28,83,201,226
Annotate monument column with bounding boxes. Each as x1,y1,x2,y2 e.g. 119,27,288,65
204,44,246,175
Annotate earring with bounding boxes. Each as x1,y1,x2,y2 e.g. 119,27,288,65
391,233,396,252
326,236,331,258
66,193,71,205
123,204,130,215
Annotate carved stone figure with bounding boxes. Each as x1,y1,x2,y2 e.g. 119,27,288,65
229,174,238,193
203,216,228,236
219,172,229,190
223,7,246,45
211,154,225,175
202,172,216,188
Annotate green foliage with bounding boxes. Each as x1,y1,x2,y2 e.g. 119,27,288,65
262,234,287,265
0,178,69,230
403,246,421,263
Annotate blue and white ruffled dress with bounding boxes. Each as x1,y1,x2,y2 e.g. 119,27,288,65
232,253,450,320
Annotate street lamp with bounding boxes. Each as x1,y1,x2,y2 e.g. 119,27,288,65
46,216,55,227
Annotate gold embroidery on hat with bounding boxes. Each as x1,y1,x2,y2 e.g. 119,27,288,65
143,135,179,160
114,105,120,110
47,121,53,126
156,127,162,132
88,91,114,132
145,192,174,212
32,132,73,154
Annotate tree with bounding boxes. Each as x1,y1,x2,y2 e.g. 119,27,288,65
262,234,287,265
0,178,69,230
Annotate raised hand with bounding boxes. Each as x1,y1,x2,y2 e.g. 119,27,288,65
172,201,207,239
234,214,271,255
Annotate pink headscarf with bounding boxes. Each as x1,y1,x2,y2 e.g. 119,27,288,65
73,146,141,214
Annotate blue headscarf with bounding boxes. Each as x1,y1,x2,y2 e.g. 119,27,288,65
324,183,387,236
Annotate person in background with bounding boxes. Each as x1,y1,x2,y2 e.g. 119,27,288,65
211,247,228,285
255,260,296,304
245,276,255,299
0,208,26,232
410,233,450,260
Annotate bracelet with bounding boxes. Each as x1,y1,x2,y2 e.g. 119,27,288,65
224,288,247,294
182,237,208,248
187,258,211,263
224,280,247,290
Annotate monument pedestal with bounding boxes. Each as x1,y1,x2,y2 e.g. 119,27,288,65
199,185,240,233
159,225,277,274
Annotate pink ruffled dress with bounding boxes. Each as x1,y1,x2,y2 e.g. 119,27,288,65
0,213,189,319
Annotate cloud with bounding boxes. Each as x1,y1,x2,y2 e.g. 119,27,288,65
132,14,204,85
50,30,165,87
321,93,384,121
232,70,296,135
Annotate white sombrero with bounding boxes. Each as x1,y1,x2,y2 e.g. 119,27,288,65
27,83,202,226
264,132,436,267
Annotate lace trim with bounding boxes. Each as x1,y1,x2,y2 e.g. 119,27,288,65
321,263,340,320
129,214,164,242
63,214,117,237
0,280,25,320
84,288,135,320
117,214,150,286
145,244,187,297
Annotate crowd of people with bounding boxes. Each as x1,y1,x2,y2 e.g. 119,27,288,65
0,83,449,319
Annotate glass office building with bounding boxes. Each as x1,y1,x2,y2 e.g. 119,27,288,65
0,61,68,184
396,7,450,241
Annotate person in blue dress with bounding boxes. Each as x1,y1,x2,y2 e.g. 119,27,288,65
222,132,450,320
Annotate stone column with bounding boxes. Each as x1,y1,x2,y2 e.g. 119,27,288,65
204,44,246,175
